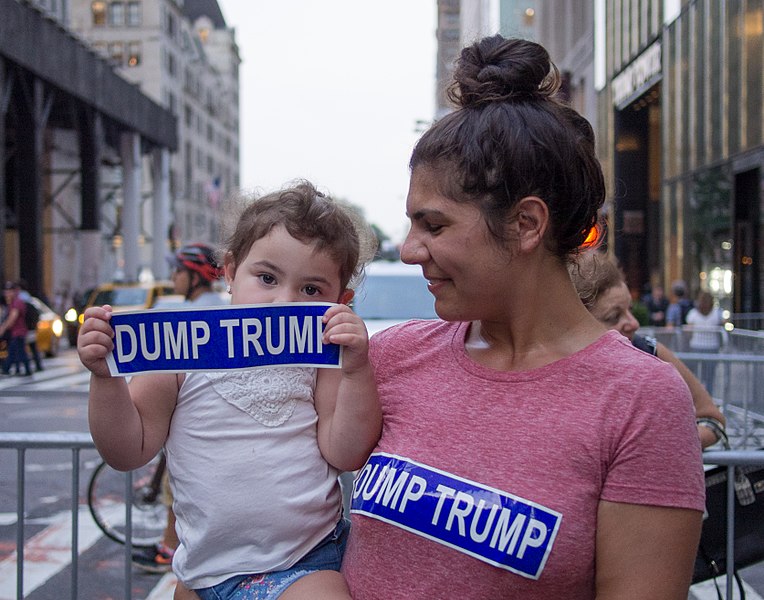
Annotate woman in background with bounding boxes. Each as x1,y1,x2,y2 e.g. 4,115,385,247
570,250,727,448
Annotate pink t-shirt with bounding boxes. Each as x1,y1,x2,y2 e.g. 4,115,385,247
342,321,705,599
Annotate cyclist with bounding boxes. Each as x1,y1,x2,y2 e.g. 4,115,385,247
170,243,229,306
132,242,227,573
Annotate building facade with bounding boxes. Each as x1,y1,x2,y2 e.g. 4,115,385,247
68,0,240,264
439,0,763,315
596,0,762,314
2,0,177,301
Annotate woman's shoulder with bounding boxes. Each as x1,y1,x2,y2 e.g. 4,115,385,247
369,319,453,357
371,318,449,340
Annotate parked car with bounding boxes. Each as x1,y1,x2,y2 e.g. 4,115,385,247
65,282,175,345
352,260,437,336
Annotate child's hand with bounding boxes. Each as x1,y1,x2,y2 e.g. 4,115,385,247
322,304,370,375
77,305,115,379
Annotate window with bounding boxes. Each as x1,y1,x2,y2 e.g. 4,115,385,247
126,1,141,26
108,41,124,66
166,10,176,40
165,51,177,77
127,41,141,67
92,0,106,25
127,2,141,27
108,1,125,26
92,41,107,57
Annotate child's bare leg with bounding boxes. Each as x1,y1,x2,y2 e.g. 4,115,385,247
279,570,350,600
173,580,201,600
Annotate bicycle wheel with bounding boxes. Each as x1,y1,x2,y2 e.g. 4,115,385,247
87,455,167,548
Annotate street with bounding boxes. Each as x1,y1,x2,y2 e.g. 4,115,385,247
0,349,176,599
0,348,762,599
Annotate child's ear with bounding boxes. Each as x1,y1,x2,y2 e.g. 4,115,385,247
339,289,355,305
223,258,236,286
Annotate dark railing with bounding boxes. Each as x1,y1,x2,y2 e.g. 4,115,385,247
0,432,135,600
702,450,764,598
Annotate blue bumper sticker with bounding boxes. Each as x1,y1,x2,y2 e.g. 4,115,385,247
105,303,340,376
351,453,562,580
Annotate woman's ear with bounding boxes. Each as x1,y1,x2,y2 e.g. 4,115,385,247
339,289,355,306
514,196,549,253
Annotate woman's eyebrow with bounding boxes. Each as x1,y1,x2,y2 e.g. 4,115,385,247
408,208,446,221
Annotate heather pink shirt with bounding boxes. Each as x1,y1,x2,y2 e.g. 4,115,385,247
342,322,705,599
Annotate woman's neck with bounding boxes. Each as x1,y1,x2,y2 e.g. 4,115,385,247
463,266,605,371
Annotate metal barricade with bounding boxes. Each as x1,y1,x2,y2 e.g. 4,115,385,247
2,435,763,600
639,326,764,447
702,449,764,599
0,432,135,600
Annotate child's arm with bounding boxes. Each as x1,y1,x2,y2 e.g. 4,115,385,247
78,305,179,471
314,304,382,472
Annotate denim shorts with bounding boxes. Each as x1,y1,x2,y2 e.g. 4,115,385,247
194,519,350,600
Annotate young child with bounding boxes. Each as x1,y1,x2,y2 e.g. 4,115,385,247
78,181,381,600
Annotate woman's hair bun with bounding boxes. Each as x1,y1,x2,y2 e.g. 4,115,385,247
448,35,560,108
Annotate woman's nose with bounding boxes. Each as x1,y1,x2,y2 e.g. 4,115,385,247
400,231,425,265
622,310,640,334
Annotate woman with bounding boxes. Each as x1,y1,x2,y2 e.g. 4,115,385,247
570,250,726,448
341,35,705,598
686,290,727,393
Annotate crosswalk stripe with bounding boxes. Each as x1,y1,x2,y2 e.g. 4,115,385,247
0,368,89,393
0,504,174,600
30,371,90,391
146,573,177,600
0,505,116,599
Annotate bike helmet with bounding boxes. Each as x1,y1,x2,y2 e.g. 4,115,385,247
173,243,222,284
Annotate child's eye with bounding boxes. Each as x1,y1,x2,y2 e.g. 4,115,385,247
259,274,276,285
303,285,320,296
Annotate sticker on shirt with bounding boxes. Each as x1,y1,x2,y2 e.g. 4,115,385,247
350,452,562,580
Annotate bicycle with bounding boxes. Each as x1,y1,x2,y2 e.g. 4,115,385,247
87,451,167,548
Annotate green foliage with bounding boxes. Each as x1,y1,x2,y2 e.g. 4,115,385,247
631,300,650,327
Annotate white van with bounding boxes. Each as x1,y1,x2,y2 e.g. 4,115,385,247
353,261,437,336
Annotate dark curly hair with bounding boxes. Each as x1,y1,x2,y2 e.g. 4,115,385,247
223,181,377,291
410,35,605,258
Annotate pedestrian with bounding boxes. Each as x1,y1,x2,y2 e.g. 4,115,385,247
79,181,381,599
666,279,694,327
570,250,726,448
341,35,705,599
686,290,727,393
17,279,43,372
643,283,669,326
0,281,32,377
132,242,228,574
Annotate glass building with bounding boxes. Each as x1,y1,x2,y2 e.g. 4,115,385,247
598,0,762,314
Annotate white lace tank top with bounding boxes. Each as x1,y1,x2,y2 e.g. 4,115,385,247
166,367,342,589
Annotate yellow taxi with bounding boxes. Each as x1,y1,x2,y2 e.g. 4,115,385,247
30,296,65,357
66,282,175,344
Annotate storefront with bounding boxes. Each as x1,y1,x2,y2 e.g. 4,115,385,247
601,0,762,314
